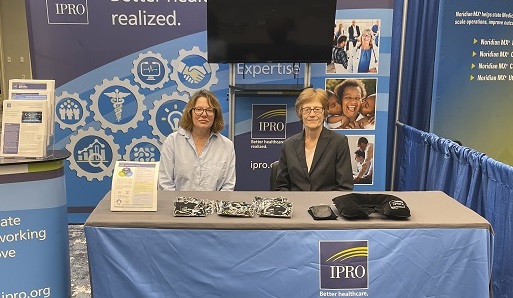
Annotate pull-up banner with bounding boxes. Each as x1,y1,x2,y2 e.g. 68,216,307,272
432,0,513,164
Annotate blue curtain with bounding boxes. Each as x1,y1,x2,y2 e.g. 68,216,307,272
396,0,441,130
386,0,440,189
425,134,488,213
482,158,513,298
395,124,429,190
396,123,513,298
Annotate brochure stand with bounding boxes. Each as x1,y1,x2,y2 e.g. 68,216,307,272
0,79,56,159
0,150,71,297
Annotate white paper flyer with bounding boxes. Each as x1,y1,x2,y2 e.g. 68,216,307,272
110,161,159,211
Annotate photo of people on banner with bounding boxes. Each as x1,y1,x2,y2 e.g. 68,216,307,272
325,78,377,130
347,135,374,185
327,19,380,74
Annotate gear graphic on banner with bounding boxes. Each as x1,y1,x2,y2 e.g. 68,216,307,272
55,91,90,131
90,77,145,133
66,127,121,181
123,136,162,162
131,51,171,90
170,46,219,95
148,92,189,143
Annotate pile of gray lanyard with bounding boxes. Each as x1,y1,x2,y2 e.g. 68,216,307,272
173,196,293,218
173,197,214,217
253,196,293,218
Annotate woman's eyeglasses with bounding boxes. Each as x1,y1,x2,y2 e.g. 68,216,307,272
192,107,215,116
301,107,324,115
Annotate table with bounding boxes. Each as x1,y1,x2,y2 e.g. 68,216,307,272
0,150,71,297
85,191,493,298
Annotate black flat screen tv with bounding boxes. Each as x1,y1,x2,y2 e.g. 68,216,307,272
207,0,337,63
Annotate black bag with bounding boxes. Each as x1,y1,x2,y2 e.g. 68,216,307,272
332,193,411,219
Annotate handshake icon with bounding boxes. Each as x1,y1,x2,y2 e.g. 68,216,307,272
179,62,211,84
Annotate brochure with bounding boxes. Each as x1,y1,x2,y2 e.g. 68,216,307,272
110,161,159,211
9,79,56,137
8,90,53,143
0,100,48,158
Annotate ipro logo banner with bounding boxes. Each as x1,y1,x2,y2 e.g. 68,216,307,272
251,104,287,139
46,0,89,24
319,240,369,290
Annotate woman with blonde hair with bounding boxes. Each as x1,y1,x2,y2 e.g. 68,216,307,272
275,88,353,191
347,28,379,73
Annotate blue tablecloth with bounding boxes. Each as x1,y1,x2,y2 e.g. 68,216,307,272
85,191,492,298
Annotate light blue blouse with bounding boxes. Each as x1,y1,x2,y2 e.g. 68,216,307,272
357,49,372,73
158,128,236,191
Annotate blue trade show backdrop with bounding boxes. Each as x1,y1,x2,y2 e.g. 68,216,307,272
25,0,396,222
431,0,513,165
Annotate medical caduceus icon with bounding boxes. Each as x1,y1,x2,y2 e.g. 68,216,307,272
104,89,130,122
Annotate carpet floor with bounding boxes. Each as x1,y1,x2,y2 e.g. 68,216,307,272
69,224,91,298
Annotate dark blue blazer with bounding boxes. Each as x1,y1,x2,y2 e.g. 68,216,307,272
275,127,354,191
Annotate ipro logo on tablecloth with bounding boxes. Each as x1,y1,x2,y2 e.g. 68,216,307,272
319,240,369,290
